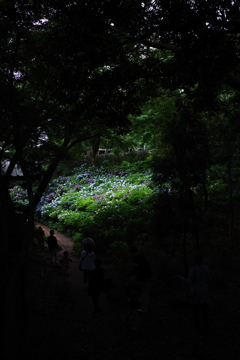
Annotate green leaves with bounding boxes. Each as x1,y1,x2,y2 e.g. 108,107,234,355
31,160,154,248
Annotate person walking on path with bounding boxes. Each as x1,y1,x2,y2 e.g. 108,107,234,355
129,246,152,313
176,253,211,330
79,243,95,288
82,232,95,251
35,223,113,319
47,229,59,264
88,258,105,315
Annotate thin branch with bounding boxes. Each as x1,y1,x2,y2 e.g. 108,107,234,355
119,33,177,52
66,131,100,151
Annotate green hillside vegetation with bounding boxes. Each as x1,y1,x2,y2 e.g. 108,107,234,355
9,158,240,260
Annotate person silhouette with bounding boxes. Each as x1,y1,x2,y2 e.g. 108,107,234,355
82,233,95,251
47,229,58,264
79,243,95,288
176,253,211,330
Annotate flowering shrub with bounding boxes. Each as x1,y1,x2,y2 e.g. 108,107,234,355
9,186,28,205
11,158,225,252
9,159,156,251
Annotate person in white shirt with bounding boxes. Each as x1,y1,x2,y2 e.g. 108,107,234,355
79,243,95,289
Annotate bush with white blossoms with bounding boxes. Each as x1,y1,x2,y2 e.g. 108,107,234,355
9,159,157,253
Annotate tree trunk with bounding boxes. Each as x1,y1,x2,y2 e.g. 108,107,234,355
185,184,199,249
0,168,15,256
3,156,35,360
34,139,70,207
202,182,209,213
183,190,188,277
227,161,234,245
177,161,200,250
90,134,101,165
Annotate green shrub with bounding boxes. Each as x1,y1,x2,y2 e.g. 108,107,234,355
75,197,94,210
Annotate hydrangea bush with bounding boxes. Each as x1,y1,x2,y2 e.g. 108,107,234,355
9,185,29,206
9,158,231,254
9,159,156,253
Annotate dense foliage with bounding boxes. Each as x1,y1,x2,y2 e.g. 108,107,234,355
9,158,240,259
10,159,155,252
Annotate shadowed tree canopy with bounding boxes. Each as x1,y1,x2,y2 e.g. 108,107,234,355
0,0,152,208
2,0,240,201
104,0,240,104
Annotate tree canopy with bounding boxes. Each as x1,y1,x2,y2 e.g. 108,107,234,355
107,0,240,94
1,2,240,358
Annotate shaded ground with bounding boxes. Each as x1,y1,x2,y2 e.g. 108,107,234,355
34,222,114,320
20,225,240,360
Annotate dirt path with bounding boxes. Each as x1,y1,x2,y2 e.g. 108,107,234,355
35,222,113,321
22,225,240,359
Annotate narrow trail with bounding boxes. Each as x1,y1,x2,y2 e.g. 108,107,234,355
35,222,114,322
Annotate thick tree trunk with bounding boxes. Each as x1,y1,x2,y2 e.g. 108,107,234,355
173,121,200,250
4,222,34,360
177,161,200,250
0,168,15,257
90,134,101,165
3,156,35,360
34,140,70,207
202,183,209,213
185,184,199,249
227,161,234,244
183,190,188,277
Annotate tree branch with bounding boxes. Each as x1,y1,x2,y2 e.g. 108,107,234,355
118,33,176,52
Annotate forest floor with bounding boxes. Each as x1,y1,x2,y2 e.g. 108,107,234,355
18,223,240,360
